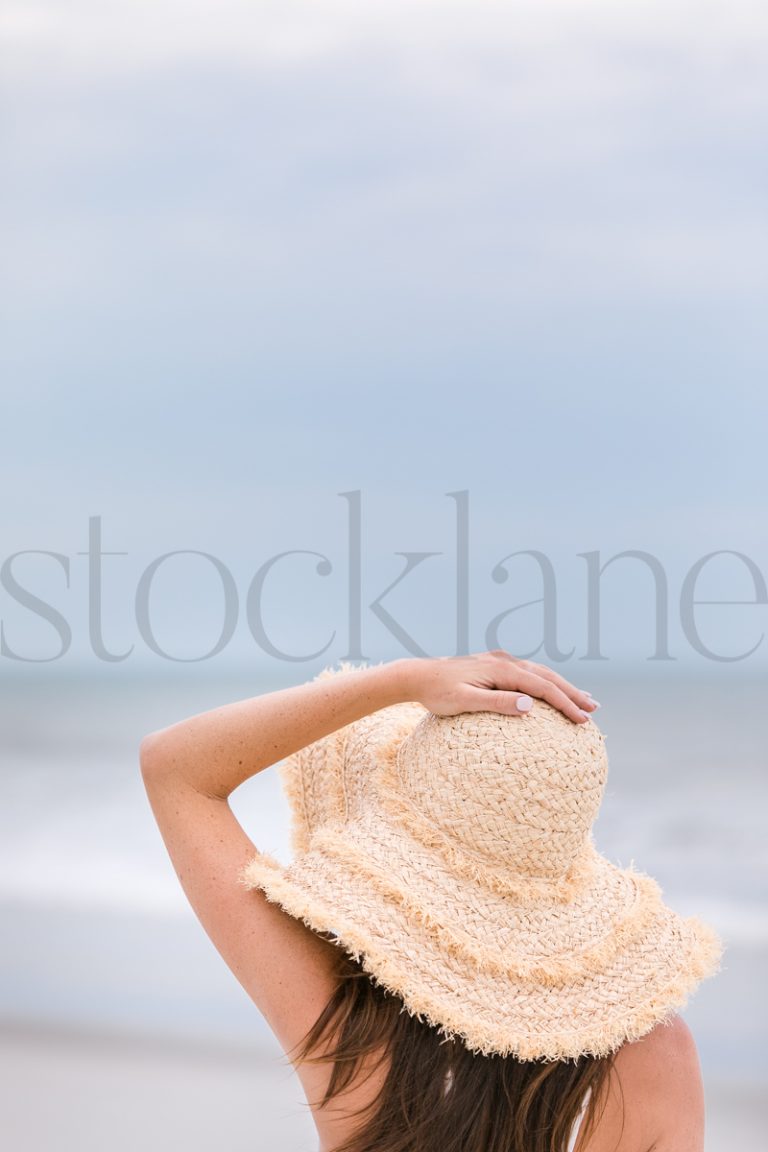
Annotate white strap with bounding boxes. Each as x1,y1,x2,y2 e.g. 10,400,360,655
566,1087,591,1152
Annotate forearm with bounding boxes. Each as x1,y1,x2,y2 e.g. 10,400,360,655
139,659,417,800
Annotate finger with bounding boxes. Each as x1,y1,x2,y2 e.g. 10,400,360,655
517,661,597,712
491,667,591,724
484,652,596,713
456,687,536,717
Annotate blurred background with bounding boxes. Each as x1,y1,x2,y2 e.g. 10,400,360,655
1,1,766,1149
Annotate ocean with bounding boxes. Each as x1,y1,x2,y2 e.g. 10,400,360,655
1,662,766,1086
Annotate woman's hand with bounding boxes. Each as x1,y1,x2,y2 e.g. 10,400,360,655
402,650,599,725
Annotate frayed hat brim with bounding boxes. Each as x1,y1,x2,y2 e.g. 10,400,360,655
240,843,722,1061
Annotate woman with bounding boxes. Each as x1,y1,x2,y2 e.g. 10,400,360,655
140,650,721,1151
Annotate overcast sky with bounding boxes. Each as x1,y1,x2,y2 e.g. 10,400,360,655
1,0,766,672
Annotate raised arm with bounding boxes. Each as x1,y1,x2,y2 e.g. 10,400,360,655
139,651,597,799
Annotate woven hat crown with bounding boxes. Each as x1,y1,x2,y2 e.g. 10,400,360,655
392,707,608,880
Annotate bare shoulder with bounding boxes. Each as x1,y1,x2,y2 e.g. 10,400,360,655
613,1013,702,1080
590,1016,705,1152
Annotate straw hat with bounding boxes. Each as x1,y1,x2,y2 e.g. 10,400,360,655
239,664,722,1061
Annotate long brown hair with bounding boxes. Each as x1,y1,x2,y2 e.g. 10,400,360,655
289,938,616,1152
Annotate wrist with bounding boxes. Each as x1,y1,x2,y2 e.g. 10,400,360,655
381,657,427,705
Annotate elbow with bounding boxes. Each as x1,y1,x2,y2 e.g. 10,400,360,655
139,731,168,779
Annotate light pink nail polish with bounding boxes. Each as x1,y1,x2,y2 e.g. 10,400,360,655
516,695,533,712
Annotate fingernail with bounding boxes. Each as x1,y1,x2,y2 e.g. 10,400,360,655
516,694,534,712
587,699,602,709
579,709,592,720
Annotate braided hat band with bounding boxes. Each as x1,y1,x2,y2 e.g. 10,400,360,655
239,665,722,1061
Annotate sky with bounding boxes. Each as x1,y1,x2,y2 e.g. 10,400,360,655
1,0,766,672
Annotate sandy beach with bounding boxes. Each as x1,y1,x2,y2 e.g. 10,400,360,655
1,1020,764,1152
